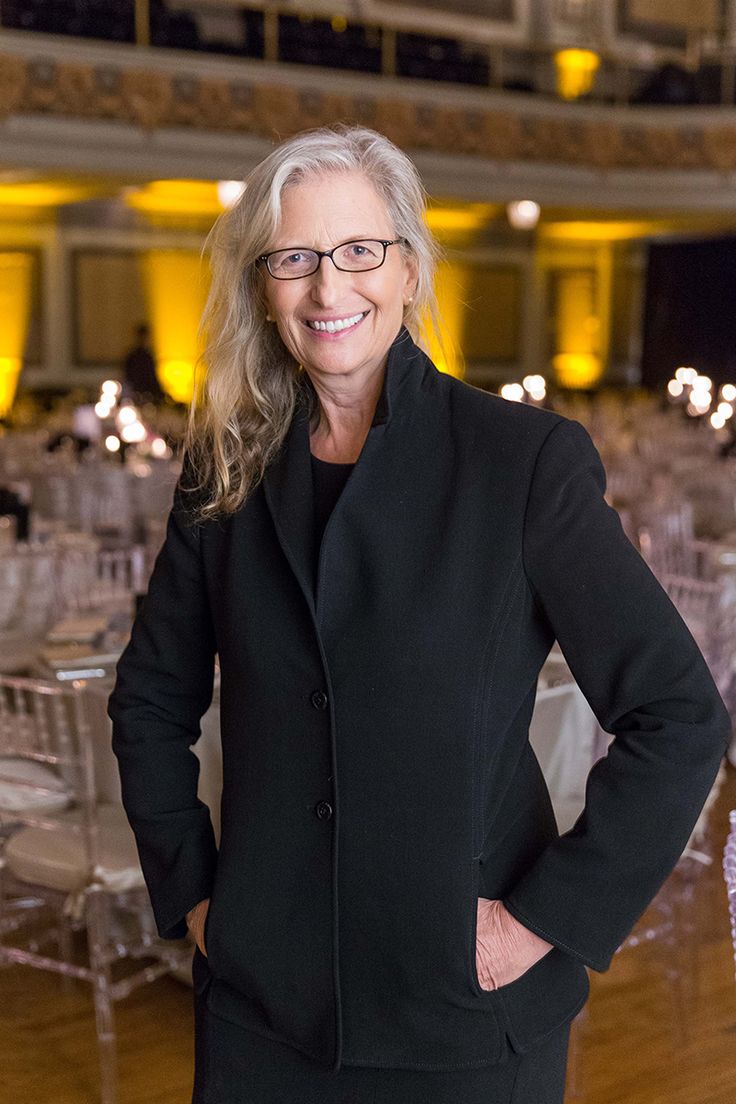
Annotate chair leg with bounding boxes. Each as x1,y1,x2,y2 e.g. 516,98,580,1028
86,883,118,1104
58,912,76,992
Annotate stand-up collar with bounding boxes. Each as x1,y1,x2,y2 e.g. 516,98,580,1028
261,324,428,614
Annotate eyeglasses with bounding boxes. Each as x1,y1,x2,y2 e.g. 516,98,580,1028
258,237,408,280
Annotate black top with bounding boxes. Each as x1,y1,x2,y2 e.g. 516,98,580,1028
310,453,354,581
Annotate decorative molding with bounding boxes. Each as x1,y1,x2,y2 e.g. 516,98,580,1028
4,45,736,174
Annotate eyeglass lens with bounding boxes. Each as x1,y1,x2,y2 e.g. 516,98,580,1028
267,239,387,279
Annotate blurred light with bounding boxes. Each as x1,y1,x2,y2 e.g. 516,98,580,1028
528,388,546,402
331,14,347,31
0,182,104,208
523,374,546,391
500,383,525,402
141,251,210,403
217,180,245,209
101,379,121,397
723,383,736,402
507,200,541,231
425,205,496,234
718,401,734,418
424,261,465,378
0,253,33,417
675,366,697,384
552,353,601,389
104,435,121,452
711,412,727,429
693,374,712,391
121,421,146,443
554,48,600,100
117,405,138,426
150,437,168,458
126,180,221,218
94,401,112,418
667,379,684,397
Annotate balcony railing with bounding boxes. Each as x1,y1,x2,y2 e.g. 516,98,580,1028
2,0,736,106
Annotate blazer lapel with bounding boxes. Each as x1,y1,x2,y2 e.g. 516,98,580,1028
262,385,318,617
262,326,426,620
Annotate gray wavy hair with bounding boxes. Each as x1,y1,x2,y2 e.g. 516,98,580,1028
183,123,446,520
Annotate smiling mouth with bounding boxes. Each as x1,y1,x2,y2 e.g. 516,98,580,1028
305,311,368,333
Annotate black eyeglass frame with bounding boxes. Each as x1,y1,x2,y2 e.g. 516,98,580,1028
257,237,409,280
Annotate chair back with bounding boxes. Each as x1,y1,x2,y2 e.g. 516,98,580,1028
0,674,100,872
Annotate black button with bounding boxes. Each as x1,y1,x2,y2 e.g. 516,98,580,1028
315,801,333,820
310,690,328,710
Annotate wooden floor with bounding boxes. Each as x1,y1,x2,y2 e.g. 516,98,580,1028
3,768,736,1103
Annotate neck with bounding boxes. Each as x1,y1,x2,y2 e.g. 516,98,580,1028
306,364,386,463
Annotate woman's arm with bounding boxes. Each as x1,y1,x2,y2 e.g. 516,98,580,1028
503,417,732,972
108,464,218,940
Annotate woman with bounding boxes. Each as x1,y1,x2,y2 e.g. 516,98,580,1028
108,125,731,1103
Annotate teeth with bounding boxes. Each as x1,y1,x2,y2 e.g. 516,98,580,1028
307,312,365,333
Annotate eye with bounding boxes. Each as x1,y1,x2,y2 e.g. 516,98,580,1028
345,242,374,258
283,252,308,266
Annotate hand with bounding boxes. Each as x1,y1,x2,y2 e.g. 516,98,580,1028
475,898,553,991
186,897,210,957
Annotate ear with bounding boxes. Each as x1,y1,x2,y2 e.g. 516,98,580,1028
402,254,419,305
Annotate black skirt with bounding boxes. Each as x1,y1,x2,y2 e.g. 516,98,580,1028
191,959,570,1104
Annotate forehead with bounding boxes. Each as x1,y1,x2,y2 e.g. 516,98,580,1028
271,170,393,247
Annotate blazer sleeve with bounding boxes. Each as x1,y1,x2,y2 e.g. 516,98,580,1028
107,462,218,940
502,416,732,973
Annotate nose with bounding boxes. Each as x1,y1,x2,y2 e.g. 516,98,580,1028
309,253,346,304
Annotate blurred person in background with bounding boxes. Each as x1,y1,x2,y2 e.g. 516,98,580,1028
122,322,165,405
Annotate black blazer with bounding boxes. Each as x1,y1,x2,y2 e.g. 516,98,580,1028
108,325,731,1072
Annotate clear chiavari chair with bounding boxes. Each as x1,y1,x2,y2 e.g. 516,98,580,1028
0,674,191,1104
724,810,736,984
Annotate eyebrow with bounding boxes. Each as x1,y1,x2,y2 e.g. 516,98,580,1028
268,235,385,251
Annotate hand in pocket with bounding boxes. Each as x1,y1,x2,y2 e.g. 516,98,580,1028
186,897,211,958
475,898,553,990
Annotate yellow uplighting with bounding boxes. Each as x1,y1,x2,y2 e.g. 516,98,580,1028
554,48,600,101
551,269,604,389
331,14,347,31
0,253,34,416
425,205,497,235
140,251,211,404
0,182,105,209
125,181,222,218
541,221,661,243
552,353,602,389
423,261,467,378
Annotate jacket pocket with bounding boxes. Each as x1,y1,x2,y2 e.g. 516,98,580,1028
191,943,214,995
493,942,589,1053
467,858,496,998
203,899,212,958
466,858,590,1051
